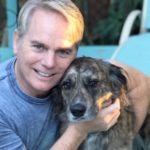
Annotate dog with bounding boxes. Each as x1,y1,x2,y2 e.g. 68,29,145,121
59,57,136,150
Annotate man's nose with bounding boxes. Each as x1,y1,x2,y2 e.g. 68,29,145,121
41,51,56,68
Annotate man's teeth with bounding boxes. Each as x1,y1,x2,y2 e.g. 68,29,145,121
38,71,51,77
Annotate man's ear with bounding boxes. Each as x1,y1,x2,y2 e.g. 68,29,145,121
13,30,20,55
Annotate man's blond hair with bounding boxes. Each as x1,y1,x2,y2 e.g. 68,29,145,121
17,0,84,44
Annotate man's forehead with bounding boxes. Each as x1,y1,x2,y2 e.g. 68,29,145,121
61,39,76,48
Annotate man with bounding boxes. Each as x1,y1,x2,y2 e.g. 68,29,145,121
0,0,149,150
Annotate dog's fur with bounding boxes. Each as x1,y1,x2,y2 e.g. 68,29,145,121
59,57,136,150
137,109,150,150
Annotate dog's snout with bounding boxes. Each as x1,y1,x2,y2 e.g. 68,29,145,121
70,103,86,117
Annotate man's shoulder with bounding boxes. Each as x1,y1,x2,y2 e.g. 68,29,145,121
0,57,16,105
0,60,11,80
0,57,14,79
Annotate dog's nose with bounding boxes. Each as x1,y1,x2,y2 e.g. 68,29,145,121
70,103,86,117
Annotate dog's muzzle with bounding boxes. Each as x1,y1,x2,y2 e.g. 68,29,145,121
70,102,86,118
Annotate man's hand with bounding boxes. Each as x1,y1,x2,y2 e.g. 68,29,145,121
71,98,120,135
51,99,120,150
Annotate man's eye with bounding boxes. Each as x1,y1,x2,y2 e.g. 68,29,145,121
32,44,47,52
57,49,73,58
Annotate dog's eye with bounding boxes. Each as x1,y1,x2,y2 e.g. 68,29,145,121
87,80,99,87
62,80,72,89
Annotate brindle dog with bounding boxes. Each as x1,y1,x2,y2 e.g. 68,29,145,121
59,57,136,150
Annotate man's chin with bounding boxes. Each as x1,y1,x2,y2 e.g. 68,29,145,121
36,82,58,92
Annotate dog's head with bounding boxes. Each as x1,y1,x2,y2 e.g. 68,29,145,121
60,57,129,122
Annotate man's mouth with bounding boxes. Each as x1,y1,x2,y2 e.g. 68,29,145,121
35,69,55,78
38,71,51,77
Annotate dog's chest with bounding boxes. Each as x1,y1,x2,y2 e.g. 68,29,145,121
79,133,105,150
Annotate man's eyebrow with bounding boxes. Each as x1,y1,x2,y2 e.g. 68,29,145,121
31,40,44,45
56,44,77,51
31,40,49,48
30,40,77,51
57,47,72,51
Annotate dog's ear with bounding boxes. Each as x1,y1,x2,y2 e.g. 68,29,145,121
108,63,130,107
108,63,127,89
97,59,129,106
96,59,127,90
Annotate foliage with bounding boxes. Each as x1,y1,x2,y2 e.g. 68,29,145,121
0,0,6,44
74,0,143,45
0,0,143,46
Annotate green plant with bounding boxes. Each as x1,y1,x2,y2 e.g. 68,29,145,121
74,0,142,45
0,0,6,45
92,0,142,44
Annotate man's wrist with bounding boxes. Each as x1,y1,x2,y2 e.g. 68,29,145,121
50,123,87,150
67,123,87,141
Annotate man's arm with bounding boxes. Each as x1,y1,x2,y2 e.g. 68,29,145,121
110,60,150,133
50,100,120,150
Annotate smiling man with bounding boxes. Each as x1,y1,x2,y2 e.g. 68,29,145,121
0,0,150,150
14,9,77,97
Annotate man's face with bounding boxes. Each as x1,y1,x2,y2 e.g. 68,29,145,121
13,9,77,97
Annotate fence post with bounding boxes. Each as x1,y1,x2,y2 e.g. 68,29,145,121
6,0,17,48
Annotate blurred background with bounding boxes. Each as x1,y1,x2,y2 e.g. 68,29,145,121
73,0,142,45
0,0,142,47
